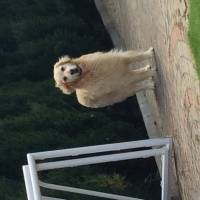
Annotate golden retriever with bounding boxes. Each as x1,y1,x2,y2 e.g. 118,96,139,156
53,48,155,108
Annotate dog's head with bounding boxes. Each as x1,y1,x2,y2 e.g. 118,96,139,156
53,55,82,94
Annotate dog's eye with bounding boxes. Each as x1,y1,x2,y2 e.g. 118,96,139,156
63,76,67,81
61,67,65,71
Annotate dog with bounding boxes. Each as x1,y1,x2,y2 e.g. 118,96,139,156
53,47,155,108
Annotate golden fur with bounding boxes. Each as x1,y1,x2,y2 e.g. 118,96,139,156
53,48,155,108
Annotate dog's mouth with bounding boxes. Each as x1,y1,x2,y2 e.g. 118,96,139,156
65,65,82,83
76,65,82,75
70,65,82,76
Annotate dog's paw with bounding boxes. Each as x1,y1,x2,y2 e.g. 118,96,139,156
144,65,156,73
144,78,155,90
148,80,155,90
145,64,151,70
149,64,157,72
146,47,154,57
148,46,154,52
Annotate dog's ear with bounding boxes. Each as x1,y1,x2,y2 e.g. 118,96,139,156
55,83,75,94
54,55,71,68
58,55,70,63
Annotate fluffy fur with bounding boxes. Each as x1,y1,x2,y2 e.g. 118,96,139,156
53,47,155,108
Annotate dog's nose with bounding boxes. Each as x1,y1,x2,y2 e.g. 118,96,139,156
70,68,79,75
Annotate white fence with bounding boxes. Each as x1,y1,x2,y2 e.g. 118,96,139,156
22,138,172,200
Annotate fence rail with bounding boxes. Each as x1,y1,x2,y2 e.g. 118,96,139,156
22,138,172,200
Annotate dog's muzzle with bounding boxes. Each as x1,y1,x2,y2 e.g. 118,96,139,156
70,66,82,75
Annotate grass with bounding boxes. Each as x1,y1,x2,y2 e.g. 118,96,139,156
188,0,200,78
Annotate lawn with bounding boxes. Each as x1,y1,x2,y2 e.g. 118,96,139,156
0,1,161,199
188,0,200,78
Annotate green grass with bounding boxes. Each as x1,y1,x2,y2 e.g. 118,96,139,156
188,0,200,78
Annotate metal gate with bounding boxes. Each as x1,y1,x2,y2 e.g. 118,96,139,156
22,138,172,200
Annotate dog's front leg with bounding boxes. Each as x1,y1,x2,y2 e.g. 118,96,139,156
132,79,155,92
94,79,155,108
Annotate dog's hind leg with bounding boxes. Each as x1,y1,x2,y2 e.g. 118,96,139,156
123,47,155,65
129,65,155,83
131,64,152,73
